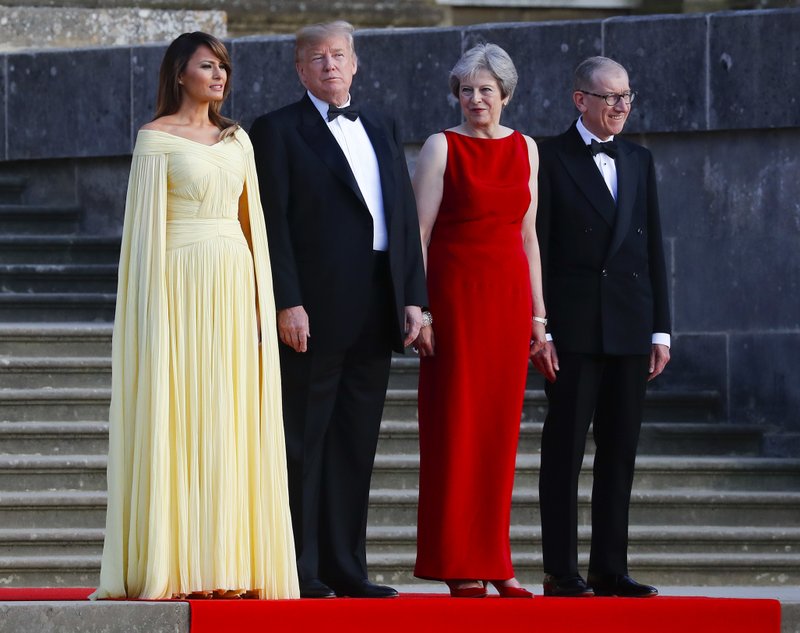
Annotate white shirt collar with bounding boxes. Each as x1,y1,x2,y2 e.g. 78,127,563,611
576,116,614,145
307,90,352,121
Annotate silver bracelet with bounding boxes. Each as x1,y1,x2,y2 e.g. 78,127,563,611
533,315,548,326
421,310,433,328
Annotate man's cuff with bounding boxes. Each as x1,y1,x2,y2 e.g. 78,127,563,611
545,333,553,342
652,332,671,348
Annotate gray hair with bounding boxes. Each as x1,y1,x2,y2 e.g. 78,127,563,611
449,43,518,101
574,56,628,91
295,20,357,63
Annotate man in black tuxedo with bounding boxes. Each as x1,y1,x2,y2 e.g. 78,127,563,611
533,56,670,598
250,21,427,599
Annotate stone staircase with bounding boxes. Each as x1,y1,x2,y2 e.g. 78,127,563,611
1,172,799,592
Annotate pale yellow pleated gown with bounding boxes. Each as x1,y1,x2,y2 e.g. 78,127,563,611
92,128,299,600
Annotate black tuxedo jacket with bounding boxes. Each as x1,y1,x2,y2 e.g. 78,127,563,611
537,122,670,356
250,94,427,353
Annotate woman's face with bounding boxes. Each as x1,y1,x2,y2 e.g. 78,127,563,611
458,69,508,129
178,44,227,104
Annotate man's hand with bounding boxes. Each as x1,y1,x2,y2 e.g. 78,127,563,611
648,343,670,381
531,341,559,383
403,306,423,348
278,305,310,353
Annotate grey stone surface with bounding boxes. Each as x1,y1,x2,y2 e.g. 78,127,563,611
465,20,602,138
6,48,130,160
604,14,708,133
0,59,5,162
131,44,168,143
656,333,727,402
229,35,299,131
730,334,800,438
75,158,129,235
0,601,188,633
351,28,463,143
0,7,226,51
709,9,800,130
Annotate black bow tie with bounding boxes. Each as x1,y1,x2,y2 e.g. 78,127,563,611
327,104,359,122
589,138,618,158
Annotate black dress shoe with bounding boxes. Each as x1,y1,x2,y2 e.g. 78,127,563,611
587,574,658,598
333,579,399,598
299,579,336,599
542,574,595,597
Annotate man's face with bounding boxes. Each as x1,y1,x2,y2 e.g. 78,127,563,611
296,35,357,107
573,67,631,140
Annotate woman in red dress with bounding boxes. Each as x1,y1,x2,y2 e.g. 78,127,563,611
412,43,547,598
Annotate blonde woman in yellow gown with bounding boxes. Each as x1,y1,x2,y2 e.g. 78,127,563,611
91,32,299,600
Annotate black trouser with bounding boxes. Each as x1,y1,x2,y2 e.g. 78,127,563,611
539,351,650,578
279,252,394,587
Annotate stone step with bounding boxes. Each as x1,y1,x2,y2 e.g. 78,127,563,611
382,388,721,423
0,491,107,529
366,488,800,527
0,554,100,588
0,293,116,322
366,525,800,557
0,388,110,422
0,454,106,491
368,551,800,587
0,527,103,557
0,356,111,389
377,420,764,456
370,454,800,492
0,205,81,235
0,421,109,454
0,235,120,265
0,175,26,204
0,264,118,293
0,323,113,356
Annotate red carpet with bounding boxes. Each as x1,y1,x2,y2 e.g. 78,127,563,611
0,589,781,632
191,594,780,633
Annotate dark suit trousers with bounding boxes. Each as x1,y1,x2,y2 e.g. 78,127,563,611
539,351,650,578
278,253,394,587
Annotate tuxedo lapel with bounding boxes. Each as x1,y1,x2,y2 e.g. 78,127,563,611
360,112,395,225
605,140,636,263
296,96,369,210
557,125,617,227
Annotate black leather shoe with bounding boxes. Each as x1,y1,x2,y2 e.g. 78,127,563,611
333,579,399,598
299,579,336,599
587,574,658,598
542,574,594,597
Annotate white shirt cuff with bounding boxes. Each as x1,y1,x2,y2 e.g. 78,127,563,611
652,332,671,348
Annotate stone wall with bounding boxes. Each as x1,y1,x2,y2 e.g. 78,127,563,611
0,8,798,453
0,7,226,50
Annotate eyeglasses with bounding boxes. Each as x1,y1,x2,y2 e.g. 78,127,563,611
579,90,636,106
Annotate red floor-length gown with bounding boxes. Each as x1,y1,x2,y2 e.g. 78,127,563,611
415,130,533,581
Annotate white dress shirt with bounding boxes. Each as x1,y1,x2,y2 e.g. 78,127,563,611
307,91,388,251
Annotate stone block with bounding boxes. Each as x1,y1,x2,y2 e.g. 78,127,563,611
6,48,130,160
465,21,602,139
76,157,131,235
604,14,708,134
657,333,727,403
228,36,298,131
0,60,5,161
131,44,168,142
350,27,463,144
0,7,226,51
730,333,800,433
673,236,800,333
709,9,800,130
0,601,188,633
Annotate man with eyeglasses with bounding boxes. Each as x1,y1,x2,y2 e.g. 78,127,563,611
533,56,670,598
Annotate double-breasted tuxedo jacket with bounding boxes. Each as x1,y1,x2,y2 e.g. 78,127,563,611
250,94,426,587
537,122,670,355
536,121,671,578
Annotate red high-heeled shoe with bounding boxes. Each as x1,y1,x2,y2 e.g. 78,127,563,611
486,580,533,598
446,581,488,598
